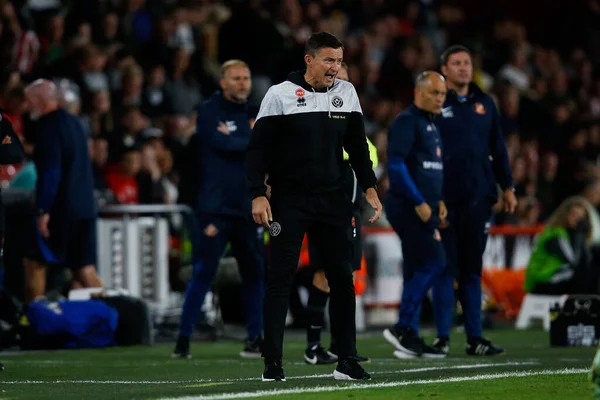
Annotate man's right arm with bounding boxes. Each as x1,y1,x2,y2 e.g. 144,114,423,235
246,86,282,199
386,115,424,205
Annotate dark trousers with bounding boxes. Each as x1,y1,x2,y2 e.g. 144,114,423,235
432,201,491,339
179,213,265,338
387,197,445,335
308,206,363,272
263,189,355,361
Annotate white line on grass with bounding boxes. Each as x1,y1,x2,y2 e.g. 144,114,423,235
0,361,537,385
14,359,267,367
160,368,589,400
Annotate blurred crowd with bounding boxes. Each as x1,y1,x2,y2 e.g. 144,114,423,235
1,0,600,227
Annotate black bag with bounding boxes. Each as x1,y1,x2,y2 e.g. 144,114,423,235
100,296,153,346
550,295,600,347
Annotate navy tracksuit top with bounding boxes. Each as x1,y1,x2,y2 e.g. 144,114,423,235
34,108,96,220
387,104,444,207
193,91,258,217
438,83,513,206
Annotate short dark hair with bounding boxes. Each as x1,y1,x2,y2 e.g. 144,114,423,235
440,45,472,66
305,32,344,56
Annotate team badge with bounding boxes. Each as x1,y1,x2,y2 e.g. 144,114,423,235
270,222,282,237
474,103,486,115
204,224,218,237
331,96,343,108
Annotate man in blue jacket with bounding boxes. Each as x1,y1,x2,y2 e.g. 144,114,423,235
23,79,103,302
173,60,265,359
431,45,517,356
382,71,448,359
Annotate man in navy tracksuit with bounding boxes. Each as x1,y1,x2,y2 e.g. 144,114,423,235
173,60,265,359
382,72,449,359
23,79,103,302
430,46,517,356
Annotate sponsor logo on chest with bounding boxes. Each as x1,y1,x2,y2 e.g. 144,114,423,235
441,106,453,118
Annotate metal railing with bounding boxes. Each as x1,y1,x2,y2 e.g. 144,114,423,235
99,204,194,215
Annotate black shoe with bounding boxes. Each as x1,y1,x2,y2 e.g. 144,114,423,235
262,359,286,382
384,326,424,359
327,348,371,364
305,344,337,365
240,336,263,359
421,343,447,359
333,358,371,380
352,353,371,364
171,336,191,359
466,337,505,356
431,337,450,355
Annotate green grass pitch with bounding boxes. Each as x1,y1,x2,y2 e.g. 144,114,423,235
0,328,595,399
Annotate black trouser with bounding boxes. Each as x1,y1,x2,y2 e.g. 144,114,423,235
263,189,355,361
308,206,363,272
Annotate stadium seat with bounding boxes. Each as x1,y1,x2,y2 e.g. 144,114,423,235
515,294,563,331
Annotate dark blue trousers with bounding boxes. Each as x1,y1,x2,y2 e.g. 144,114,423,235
179,213,265,338
387,197,446,336
432,201,491,339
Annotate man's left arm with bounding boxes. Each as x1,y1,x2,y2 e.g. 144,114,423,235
344,86,381,222
35,125,62,214
489,100,517,213
0,115,24,165
344,88,377,191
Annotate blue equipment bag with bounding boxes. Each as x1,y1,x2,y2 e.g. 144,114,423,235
19,299,119,349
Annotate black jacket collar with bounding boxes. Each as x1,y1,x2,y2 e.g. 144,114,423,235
213,91,248,112
446,82,485,104
409,104,437,121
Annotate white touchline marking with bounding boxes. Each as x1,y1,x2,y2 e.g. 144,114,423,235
159,368,589,400
12,359,262,366
0,361,537,385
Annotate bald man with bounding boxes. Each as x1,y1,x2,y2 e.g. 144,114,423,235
382,72,448,359
23,80,102,302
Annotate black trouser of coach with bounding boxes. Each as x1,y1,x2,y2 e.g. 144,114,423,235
263,189,356,361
